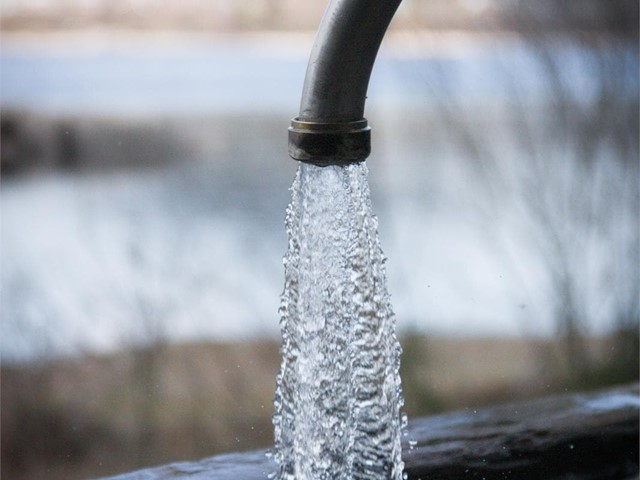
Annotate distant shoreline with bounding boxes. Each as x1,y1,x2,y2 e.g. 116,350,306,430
0,29,522,58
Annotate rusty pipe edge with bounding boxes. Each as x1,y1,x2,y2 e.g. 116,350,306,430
288,0,402,166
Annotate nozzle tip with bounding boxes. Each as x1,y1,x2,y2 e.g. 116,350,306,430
288,118,371,167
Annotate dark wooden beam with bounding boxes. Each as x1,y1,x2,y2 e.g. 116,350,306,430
100,384,639,480
403,383,639,480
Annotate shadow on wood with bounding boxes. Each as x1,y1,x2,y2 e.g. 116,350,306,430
100,384,639,480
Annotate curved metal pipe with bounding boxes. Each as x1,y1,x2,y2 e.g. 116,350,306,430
288,0,402,166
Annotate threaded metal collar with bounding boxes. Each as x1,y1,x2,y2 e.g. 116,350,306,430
288,118,371,167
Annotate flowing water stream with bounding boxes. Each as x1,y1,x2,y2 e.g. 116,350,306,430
272,163,404,479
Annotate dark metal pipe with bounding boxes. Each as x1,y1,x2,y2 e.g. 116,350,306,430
288,0,402,166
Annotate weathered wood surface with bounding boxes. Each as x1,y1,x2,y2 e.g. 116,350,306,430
403,384,639,480
101,384,639,480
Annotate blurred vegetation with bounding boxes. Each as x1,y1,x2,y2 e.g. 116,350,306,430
402,0,638,390
1,341,280,479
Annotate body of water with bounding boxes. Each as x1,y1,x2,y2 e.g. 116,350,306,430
1,32,636,361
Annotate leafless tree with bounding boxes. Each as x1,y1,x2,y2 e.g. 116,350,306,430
404,0,638,382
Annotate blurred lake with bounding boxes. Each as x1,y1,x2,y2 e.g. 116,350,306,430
0,31,562,116
1,32,636,361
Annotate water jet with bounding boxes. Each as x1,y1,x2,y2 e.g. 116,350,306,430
275,1,405,478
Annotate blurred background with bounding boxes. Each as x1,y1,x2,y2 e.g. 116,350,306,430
1,0,638,478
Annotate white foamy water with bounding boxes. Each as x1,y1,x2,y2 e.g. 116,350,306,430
273,163,404,479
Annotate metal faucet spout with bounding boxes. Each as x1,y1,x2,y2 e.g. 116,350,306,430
288,0,402,166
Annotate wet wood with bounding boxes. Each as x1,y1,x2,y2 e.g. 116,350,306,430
100,384,639,480
403,383,639,480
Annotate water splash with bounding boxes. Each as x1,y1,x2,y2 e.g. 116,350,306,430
273,162,404,479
